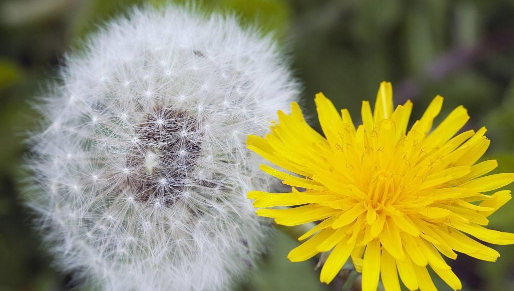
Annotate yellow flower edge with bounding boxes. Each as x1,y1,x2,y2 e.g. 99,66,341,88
246,81,514,291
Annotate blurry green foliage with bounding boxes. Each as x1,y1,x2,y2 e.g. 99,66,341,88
425,72,500,118
0,0,71,28
214,0,290,36
0,59,22,91
239,230,329,291
69,0,152,40
2,0,514,290
485,77,514,151
71,0,291,45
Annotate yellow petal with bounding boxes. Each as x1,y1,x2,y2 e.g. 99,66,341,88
412,263,437,291
341,108,356,135
424,130,475,173
391,214,420,237
351,245,365,272
410,96,443,137
246,135,308,176
315,92,345,147
374,81,394,122
452,160,497,185
402,235,428,267
377,119,396,161
320,238,356,283
461,173,514,192
391,100,413,141
366,207,377,225
381,250,401,291
420,207,451,219
379,218,404,260
455,200,493,212
276,210,339,227
434,227,499,262
260,164,324,190
425,187,476,201
397,256,418,291
410,219,458,260
280,103,328,146
453,134,490,167
288,229,334,262
480,190,512,217
361,101,374,133
448,220,514,245
417,239,451,270
248,190,340,208
317,227,347,252
419,166,470,190
332,203,366,228
431,265,462,291
446,205,489,225
298,217,337,241
424,105,469,149
371,210,386,237
362,239,381,291
257,205,339,226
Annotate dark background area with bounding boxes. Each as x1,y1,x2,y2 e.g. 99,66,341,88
2,0,514,290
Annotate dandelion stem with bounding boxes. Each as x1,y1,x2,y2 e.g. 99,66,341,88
341,270,359,291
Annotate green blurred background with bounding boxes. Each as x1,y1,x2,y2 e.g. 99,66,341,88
2,0,514,290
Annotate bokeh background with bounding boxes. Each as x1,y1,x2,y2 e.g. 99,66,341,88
2,0,514,290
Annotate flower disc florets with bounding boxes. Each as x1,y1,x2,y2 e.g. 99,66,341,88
25,5,298,291
247,82,514,291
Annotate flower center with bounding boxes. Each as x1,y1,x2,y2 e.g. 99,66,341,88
365,170,398,205
126,108,202,206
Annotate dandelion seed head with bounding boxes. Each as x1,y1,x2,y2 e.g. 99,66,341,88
24,5,298,291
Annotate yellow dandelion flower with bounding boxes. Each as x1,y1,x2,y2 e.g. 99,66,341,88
247,82,514,291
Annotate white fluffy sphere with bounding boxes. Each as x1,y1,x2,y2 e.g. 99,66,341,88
25,5,298,291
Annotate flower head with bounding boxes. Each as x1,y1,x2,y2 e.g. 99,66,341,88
247,82,514,291
25,5,298,291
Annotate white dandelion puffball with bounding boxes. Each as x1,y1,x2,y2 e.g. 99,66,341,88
25,5,298,291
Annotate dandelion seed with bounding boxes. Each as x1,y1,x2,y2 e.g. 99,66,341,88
247,81,514,291
24,5,298,291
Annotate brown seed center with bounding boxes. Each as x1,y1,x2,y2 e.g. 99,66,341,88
126,108,202,206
